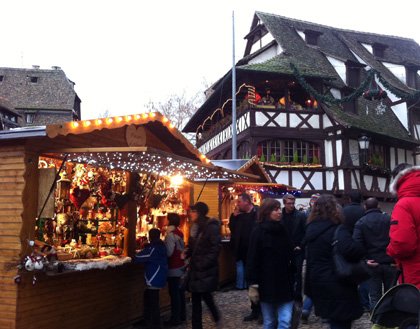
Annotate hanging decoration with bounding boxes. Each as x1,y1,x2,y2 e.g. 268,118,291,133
196,83,256,135
376,73,420,102
362,77,387,101
290,63,420,105
375,101,387,116
232,184,301,198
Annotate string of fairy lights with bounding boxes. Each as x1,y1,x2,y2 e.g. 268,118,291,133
61,151,247,180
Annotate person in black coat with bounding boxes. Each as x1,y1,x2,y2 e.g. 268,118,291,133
247,198,295,329
304,194,364,329
229,193,260,321
186,202,221,329
343,191,370,312
281,194,307,302
353,197,397,309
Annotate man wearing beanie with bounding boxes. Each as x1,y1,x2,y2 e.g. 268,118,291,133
186,202,222,329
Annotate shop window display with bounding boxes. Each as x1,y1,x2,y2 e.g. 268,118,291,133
33,156,190,271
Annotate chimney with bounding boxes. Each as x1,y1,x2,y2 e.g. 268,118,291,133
51,66,61,70
32,65,40,70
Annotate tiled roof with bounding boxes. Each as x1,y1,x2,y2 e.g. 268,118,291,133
0,67,78,110
253,11,420,92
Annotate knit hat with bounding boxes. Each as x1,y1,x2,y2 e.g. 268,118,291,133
309,193,321,206
190,202,209,217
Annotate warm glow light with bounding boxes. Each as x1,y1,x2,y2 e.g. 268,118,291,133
135,114,141,120
162,117,169,123
200,154,206,159
205,158,211,164
116,116,123,123
83,120,91,127
72,122,79,128
95,119,102,126
142,113,148,119
170,174,184,187
125,115,132,122
149,112,156,118
169,123,175,129
106,118,113,125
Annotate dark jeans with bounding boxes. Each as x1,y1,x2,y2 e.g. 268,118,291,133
143,288,161,328
358,280,370,310
329,319,352,329
368,264,398,309
294,252,304,300
167,276,186,323
191,292,220,329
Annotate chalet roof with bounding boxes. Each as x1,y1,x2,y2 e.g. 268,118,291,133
212,156,272,183
322,101,416,143
184,11,420,142
0,113,257,181
0,67,78,111
251,12,419,93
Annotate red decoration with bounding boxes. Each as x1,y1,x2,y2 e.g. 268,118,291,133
69,187,91,209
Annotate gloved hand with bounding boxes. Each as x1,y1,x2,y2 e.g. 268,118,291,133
248,284,259,304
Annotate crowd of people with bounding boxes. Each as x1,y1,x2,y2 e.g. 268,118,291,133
132,162,420,329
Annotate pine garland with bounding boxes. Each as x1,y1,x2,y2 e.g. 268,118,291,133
290,63,374,104
290,63,420,104
375,72,420,102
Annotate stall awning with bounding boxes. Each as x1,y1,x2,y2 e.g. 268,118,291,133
43,147,259,181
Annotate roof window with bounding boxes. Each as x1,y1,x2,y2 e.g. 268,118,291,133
304,29,322,46
373,43,387,58
30,76,38,83
0,75,3,82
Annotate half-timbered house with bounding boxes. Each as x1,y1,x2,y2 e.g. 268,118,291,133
183,12,420,202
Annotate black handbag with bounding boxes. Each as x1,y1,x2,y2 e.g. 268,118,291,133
332,227,371,284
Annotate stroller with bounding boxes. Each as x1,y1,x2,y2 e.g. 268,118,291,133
371,283,420,329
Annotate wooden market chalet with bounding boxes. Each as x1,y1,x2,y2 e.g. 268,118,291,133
183,11,420,201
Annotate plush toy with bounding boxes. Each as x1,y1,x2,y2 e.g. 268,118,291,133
24,256,35,271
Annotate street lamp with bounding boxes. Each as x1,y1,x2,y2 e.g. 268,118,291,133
358,135,370,165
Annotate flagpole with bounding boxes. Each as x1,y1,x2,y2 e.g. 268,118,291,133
231,10,237,160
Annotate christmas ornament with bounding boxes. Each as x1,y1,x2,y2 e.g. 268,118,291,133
70,187,91,209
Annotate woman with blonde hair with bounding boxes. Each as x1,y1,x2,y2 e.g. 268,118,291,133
247,198,295,329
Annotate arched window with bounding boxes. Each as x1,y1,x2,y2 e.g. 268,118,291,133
257,139,320,163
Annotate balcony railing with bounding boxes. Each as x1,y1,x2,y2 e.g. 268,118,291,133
196,100,321,148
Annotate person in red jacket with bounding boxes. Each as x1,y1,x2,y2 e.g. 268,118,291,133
387,163,420,288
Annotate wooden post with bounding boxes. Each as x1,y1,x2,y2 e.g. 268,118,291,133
124,172,137,257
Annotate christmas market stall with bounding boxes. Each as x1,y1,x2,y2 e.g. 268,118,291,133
0,112,251,329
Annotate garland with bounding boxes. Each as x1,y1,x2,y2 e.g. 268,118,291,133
290,63,420,104
290,63,374,104
376,72,420,102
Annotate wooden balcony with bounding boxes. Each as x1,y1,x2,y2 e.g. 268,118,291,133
196,101,324,152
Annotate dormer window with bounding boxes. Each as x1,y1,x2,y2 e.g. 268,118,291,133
405,65,418,89
346,61,364,88
0,75,3,82
304,29,322,46
373,43,387,58
30,76,38,83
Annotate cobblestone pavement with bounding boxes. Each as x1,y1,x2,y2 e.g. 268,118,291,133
129,288,372,329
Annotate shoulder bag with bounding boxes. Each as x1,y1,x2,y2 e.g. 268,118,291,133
332,227,371,285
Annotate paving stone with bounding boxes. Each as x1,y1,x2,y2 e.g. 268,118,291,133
129,289,372,329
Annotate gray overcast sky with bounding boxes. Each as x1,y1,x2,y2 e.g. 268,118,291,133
3,0,420,120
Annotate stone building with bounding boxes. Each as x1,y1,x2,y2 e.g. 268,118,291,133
0,65,81,127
